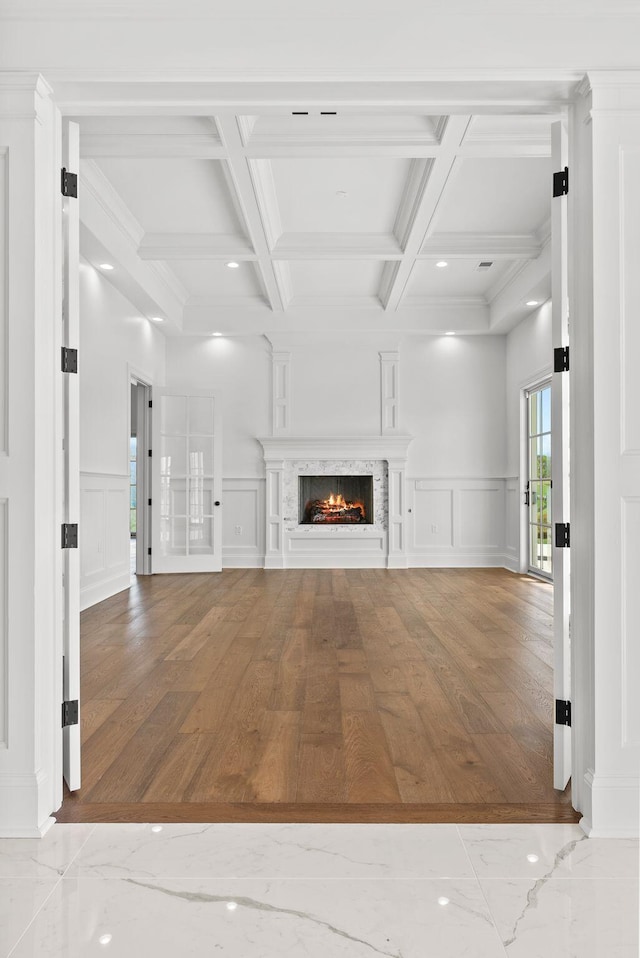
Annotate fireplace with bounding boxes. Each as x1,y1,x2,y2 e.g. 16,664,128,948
299,475,373,525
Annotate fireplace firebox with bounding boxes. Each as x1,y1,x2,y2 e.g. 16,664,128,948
299,475,373,525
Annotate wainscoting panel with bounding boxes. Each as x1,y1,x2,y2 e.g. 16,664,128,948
504,477,520,572
0,499,6,746
80,473,130,610
222,478,265,567
408,478,508,567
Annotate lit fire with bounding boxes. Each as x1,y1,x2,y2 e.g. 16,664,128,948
304,491,366,523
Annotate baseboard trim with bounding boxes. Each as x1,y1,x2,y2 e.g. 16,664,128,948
80,571,131,611
581,770,640,837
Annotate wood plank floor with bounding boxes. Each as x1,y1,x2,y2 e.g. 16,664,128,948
58,568,578,823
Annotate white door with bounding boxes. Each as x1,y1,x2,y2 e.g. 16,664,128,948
152,389,222,572
551,120,571,791
61,120,81,791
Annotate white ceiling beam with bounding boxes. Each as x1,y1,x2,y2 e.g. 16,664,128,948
80,133,225,158
419,232,542,259
488,241,552,332
213,121,286,311
382,115,472,311
271,233,402,260
138,233,255,260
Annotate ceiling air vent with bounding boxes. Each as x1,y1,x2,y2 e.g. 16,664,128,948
476,261,494,271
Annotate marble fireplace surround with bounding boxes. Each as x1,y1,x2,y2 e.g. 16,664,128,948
258,436,413,569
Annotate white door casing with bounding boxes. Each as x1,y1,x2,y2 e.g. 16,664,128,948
61,119,81,792
152,389,222,573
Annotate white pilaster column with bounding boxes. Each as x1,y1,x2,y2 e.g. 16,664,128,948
264,459,285,568
379,350,400,434
570,73,640,836
387,456,408,568
0,75,62,836
271,350,292,435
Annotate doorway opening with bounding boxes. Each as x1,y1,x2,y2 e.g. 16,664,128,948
130,377,152,578
526,380,553,580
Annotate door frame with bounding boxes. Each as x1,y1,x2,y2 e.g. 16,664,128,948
519,366,553,576
127,365,153,576
524,376,554,581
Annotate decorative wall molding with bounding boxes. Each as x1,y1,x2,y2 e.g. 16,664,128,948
271,351,292,436
222,478,265,568
79,472,130,611
379,350,400,434
259,435,413,460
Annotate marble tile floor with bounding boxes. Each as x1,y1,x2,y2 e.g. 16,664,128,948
0,822,637,957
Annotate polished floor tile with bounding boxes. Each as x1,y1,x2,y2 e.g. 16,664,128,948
1,823,637,958
8,876,506,958
0,825,94,878
459,823,640,879
481,877,639,957
0,880,59,957
65,822,474,879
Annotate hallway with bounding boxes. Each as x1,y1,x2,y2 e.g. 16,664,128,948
60,568,575,823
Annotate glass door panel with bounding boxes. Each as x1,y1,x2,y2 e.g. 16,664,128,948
527,382,553,578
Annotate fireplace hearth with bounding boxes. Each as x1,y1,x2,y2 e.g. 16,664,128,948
299,475,373,525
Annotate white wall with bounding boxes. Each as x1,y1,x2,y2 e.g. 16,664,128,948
504,302,553,570
79,261,166,608
165,332,514,568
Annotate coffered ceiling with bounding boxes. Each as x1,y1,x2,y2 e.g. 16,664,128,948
77,106,559,337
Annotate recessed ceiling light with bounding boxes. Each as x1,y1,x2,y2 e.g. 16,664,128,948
445,331,456,336
437,897,450,906
227,261,240,269
151,317,164,323
436,261,448,269
98,934,113,945
99,263,114,270
212,332,222,337
526,300,539,307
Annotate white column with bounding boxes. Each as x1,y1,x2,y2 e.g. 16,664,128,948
264,459,285,568
387,457,408,568
271,350,292,435
0,75,62,836
570,73,640,836
379,350,399,434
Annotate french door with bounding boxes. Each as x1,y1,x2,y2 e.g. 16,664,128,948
151,388,222,572
527,381,553,579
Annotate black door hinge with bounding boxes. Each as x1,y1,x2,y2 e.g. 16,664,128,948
555,522,570,548
148,400,153,409
61,347,78,374
148,448,152,457
148,547,152,556
148,498,152,507
553,166,569,197
61,167,78,198
554,346,569,373
555,699,572,727
61,523,78,549
62,699,79,728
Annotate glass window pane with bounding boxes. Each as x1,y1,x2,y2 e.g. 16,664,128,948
161,395,187,435
530,524,541,569
541,480,551,527
529,438,538,480
160,436,187,476
540,433,551,477
541,386,551,434
530,481,542,523
189,477,214,519
160,517,187,556
189,396,215,436
130,436,137,457
189,516,214,554
189,438,214,476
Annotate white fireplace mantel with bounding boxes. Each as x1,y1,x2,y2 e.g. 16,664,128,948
258,435,413,569
258,435,413,462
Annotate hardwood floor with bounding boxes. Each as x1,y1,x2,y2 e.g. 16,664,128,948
58,568,578,823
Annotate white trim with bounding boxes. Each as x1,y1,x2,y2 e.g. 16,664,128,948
258,435,412,460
